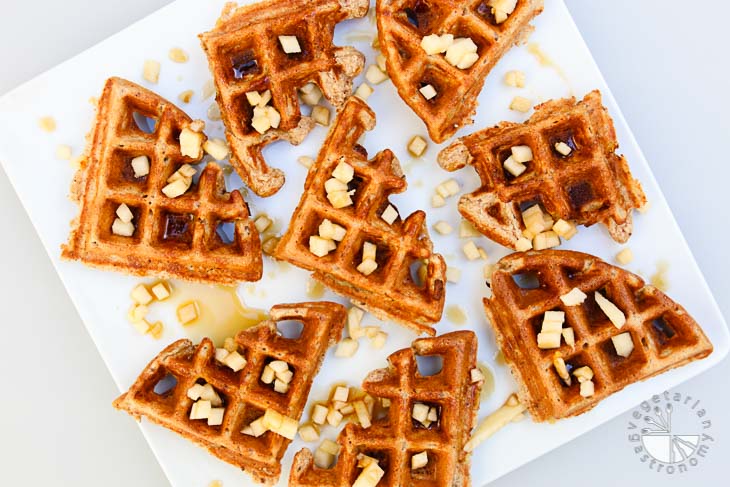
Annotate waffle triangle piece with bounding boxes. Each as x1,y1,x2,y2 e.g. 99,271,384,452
484,250,713,422
114,302,346,485
377,0,544,143
199,0,370,197
275,97,447,335
62,77,262,285
290,331,481,486
438,91,647,249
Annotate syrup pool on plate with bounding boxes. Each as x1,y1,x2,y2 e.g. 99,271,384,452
167,281,268,345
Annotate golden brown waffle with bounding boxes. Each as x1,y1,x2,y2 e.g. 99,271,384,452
290,331,481,486
377,0,544,143
484,250,713,422
62,77,262,285
113,302,346,485
275,97,447,335
199,0,369,197
438,91,647,249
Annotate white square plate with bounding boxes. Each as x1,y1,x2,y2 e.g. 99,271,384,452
0,0,727,485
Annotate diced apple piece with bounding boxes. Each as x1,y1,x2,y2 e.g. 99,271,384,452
554,141,573,156
411,451,428,470
537,332,561,349
143,60,160,83
180,127,204,159
357,259,378,276
459,220,481,238
560,287,587,306
127,304,148,324
150,281,171,301
353,400,371,428
314,448,335,469
381,205,399,225
553,355,571,385
515,237,533,252
412,402,429,423
408,136,428,157
616,248,634,265
276,369,294,384
572,366,594,382
186,384,205,401
511,145,533,163
362,242,377,262
510,96,532,112
332,161,354,183
594,292,626,329
203,138,229,160
542,311,565,331
433,221,453,235
471,367,485,383
370,331,387,350
462,240,481,260
245,91,262,106
300,83,323,106
247,416,268,437
419,84,437,100
318,219,346,241
431,193,446,208
131,155,150,177
177,301,199,325
533,231,561,250
254,215,272,234
352,462,385,487
278,35,301,54
312,105,331,126
261,365,276,384
223,351,247,372
112,218,135,237
208,408,225,426
579,379,595,397
190,400,212,420
553,219,578,240
348,306,364,339
354,83,374,101
522,205,546,234
562,327,575,348
251,113,271,134
504,70,526,88
335,338,359,358
445,38,478,68
332,386,349,403
298,423,320,442
200,384,222,406
365,64,388,85
612,332,635,358
326,407,343,427
503,155,526,177
274,379,289,394
215,348,230,363
446,266,461,283
457,52,479,69
311,404,328,425
162,178,190,198
376,53,387,72
420,33,454,54
309,236,334,257
298,155,314,168
130,284,153,305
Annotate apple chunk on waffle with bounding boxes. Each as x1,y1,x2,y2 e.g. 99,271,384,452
438,91,647,250
290,331,482,487
199,0,369,197
377,0,544,143
484,250,713,422
275,97,447,335
62,77,262,285
114,302,346,485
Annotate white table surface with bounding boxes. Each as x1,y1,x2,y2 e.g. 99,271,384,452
0,1,727,485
